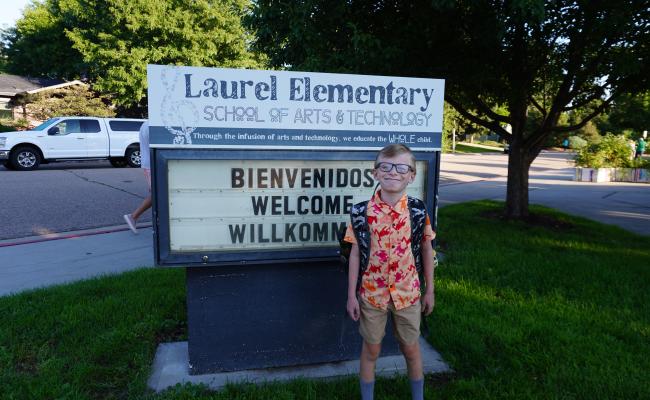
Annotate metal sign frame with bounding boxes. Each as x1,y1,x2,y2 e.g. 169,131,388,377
152,149,439,267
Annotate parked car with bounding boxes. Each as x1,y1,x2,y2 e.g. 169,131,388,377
0,117,145,170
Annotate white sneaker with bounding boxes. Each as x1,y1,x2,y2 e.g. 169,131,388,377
124,214,138,234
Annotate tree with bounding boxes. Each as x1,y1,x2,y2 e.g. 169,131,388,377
443,103,494,150
1,2,86,79
599,92,650,137
65,0,262,111
250,0,650,218
15,85,116,121
3,0,263,112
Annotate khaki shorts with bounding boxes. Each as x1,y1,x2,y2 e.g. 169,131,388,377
359,297,421,345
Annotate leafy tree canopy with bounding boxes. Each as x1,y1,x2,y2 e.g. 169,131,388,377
2,0,263,111
1,1,85,79
250,0,650,217
601,92,650,137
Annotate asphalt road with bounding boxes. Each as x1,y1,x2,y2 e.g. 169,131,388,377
1,151,648,240
439,151,650,236
0,161,151,240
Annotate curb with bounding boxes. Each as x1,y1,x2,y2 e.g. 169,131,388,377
0,223,153,248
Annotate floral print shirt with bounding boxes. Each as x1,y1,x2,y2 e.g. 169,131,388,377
344,191,435,310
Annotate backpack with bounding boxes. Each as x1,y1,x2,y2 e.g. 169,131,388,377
338,196,435,295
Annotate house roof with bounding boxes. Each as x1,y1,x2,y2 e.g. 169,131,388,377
0,74,85,97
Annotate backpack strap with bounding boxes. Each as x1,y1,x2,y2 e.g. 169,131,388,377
407,196,433,338
350,200,370,292
408,196,428,274
407,196,429,297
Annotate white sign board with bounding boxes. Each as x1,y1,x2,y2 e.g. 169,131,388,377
147,65,444,151
167,159,427,252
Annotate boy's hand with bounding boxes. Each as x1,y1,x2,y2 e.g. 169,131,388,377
347,296,360,321
422,291,435,315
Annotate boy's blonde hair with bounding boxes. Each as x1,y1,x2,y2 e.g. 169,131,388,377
375,144,416,173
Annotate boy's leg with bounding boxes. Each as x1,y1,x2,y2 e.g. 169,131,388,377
360,340,382,381
400,340,423,380
392,302,425,400
402,342,425,400
358,298,388,400
360,340,381,400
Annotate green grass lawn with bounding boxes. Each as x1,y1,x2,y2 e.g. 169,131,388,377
1,200,649,399
453,143,503,153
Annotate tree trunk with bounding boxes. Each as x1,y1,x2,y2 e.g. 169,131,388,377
505,140,531,218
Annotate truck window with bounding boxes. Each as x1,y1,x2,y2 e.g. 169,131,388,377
109,121,144,131
81,119,101,133
33,118,61,131
52,119,82,135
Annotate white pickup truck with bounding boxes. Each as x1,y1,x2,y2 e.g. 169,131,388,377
0,116,145,170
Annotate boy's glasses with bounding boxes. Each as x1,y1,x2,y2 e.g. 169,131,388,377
375,162,413,174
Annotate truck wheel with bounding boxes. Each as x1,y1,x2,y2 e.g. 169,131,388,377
10,146,41,171
125,147,141,168
110,157,128,168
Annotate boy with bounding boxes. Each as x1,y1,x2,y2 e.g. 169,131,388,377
344,144,435,400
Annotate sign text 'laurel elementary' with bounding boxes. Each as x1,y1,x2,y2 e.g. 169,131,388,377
147,65,444,151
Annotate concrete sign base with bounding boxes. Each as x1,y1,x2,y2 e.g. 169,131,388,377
147,339,452,393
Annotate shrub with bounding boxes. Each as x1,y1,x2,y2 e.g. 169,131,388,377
628,157,650,169
575,134,640,168
575,148,605,168
577,120,602,144
442,130,451,152
599,134,636,167
568,135,588,149
0,118,30,132
13,86,115,121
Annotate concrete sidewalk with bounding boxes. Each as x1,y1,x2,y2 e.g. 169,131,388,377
148,337,451,392
0,225,155,297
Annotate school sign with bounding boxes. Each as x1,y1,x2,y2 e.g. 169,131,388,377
147,65,444,374
148,65,443,267
148,65,443,150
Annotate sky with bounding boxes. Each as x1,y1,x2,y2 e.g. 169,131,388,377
0,0,33,29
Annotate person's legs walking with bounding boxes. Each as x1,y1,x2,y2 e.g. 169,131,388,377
123,213,138,234
131,196,152,221
125,168,152,234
